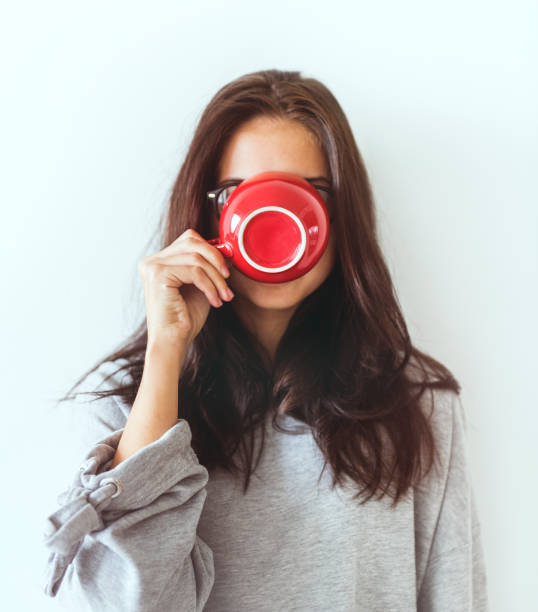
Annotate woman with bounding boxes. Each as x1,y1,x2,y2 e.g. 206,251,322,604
42,69,488,611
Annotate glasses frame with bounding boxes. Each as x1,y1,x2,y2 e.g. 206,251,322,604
206,179,334,222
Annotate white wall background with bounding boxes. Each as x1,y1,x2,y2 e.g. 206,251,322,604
1,1,536,610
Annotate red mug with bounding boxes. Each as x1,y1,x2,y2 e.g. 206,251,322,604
207,171,330,283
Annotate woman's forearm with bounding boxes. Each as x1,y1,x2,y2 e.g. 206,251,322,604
109,340,188,468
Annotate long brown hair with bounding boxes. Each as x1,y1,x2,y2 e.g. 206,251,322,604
60,69,460,507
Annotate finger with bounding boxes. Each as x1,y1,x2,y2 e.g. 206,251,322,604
162,230,230,278
162,251,233,302
174,264,223,308
182,235,231,279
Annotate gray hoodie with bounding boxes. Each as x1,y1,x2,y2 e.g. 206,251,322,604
42,359,489,611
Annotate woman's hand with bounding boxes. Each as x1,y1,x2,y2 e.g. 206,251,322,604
138,228,234,348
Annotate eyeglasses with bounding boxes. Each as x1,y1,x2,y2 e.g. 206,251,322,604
206,179,334,221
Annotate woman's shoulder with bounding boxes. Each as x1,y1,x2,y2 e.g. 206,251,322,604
403,360,482,574
399,352,467,482
407,380,470,501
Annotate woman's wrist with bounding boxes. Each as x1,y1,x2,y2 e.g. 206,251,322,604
146,335,189,372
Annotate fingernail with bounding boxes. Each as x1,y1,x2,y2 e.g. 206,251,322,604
221,265,230,277
226,287,234,299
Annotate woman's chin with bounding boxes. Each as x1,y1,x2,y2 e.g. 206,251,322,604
232,281,305,311
228,264,327,311
242,292,302,311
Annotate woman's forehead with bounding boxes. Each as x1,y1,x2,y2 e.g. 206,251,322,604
217,119,329,183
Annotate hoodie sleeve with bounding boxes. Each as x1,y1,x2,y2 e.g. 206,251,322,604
42,359,215,612
416,391,489,611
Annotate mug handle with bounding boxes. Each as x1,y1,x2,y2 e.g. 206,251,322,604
207,238,234,258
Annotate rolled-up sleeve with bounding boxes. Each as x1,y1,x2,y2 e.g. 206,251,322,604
42,360,215,611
